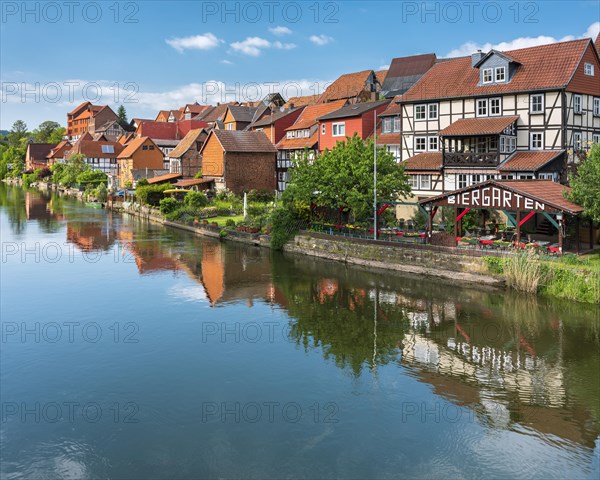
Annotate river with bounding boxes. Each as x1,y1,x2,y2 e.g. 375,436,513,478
1,184,599,479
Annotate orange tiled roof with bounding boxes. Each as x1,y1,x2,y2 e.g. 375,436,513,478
380,96,402,116
118,136,152,158
67,140,123,159
208,130,278,153
375,69,389,84
498,150,564,171
440,116,519,136
277,131,319,150
402,39,595,101
319,70,373,102
283,94,320,108
285,99,347,131
147,173,182,184
173,178,214,187
368,120,400,145
169,129,205,158
403,152,443,171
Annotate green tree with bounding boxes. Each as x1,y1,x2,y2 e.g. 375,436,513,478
284,134,411,221
32,121,61,143
117,105,128,127
0,144,26,178
568,143,600,222
8,120,28,146
47,127,66,143
76,169,108,186
52,153,90,186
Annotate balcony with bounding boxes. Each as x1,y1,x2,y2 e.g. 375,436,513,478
443,151,499,167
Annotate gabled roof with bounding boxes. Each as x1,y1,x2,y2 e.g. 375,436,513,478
319,70,374,103
248,107,302,128
173,178,214,187
225,105,269,124
285,100,347,131
403,152,443,171
27,143,57,161
375,69,389,84
147,173,182,184
68,101,91,116
472,49,519,68
47,140,71,158
196,104,230,123
283,94,320,109
379,96,402,116
168,129,206,158
498,150,565,172
68,140,124,159
117,136,155,159
402,39,597,101
155,110,171,121
276,131,319,150
203,130,277,154
381,53,437,97
184,104,209,114
316,99,390,121
95,119,123,132
440,116,519,136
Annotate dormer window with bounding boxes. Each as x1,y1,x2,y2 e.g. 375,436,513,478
482,68,493,84
495,67,506,82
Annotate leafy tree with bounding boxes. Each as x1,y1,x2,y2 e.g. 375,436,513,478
568,143,600,222
76,169,108,186
0,144,26,178
159,197,180,214
284,134,411,221
117,105,128,127
8,120,28,146
47,127,66,144
184,191,209,209
52,153,89,186
32,121,61,143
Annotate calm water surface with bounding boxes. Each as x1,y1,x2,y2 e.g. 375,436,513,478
1,185,599,479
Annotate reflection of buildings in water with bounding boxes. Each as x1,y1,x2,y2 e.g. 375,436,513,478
117,229,183,274
67,221,115,252
25,191,51,220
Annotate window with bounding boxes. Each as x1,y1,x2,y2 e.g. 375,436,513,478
419,175,431,190
530,132,543,150
458,174,468,189
584,63,594,76
393,116,400,132
414,137,427,152
530,94,544,113
500,174,514,180
408,175,419,189
593,98,600,116
149,145,155,150
101,145,114,154
428,104,438,120
593,134,600,144
428,136,438,151
490,98,501,116
415,105,426,120
332,123,345,136
477,98,488,116
574,94,582,114
573,132,582,150
518,174,534,180
538,172,555,181
489,136,498,151
482,68,493,84
495,67,506,82
321,124,326,135
226,123,233,130
383,117,392,133
471,174,482,185
142,145,148,150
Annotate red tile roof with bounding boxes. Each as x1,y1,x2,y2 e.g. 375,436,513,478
208,130,278,153
317,99,390,121
27,143,57,161
285,99,347,131
387,53,437,79
440,116,519,136
379,96,402,116
319,70,374,103
368,120,400,145
375,69,389,84
147,173,182,184
283,94,320,108
277,131,319,150
168,129,205,159
498,150,564,171
403,152,443,171
67,140,123,159
402,39,595,101
173,178,214,187
118,137,154,159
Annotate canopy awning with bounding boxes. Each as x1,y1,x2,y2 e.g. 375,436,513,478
440,116,519,137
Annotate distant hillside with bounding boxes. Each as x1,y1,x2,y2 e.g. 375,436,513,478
0,130,8,136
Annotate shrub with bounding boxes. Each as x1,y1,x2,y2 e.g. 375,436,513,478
159,197,180,215
271,207,303,250
225,219,236,227
483,256,504,275
219,230,228,239
194,170,203,179
247,189,274,203
36,167,52,180
184,191,209,209
136,184,171,206
503,253,543,294
198,206,218,218
136,178,149,186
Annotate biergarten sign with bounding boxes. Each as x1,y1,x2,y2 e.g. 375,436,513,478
437,185,549,212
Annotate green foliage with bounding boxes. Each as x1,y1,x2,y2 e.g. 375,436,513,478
93,183,108,202
219,229,228,239
76,169,107,186
32,121,61,143
483,256,505,275
247,189,274,203
0,144,26,178
194,170,203,179
51,153,89,187
225,218,236,227
184,191,209,209
568,143,600,222
135,183,171,206
283,134,411,221
136,178,149,187
47,127,66,144
271,206,303,250
117,105,128,127
8,120,28,146
503,253,543,294
159,197,180,215
22,172,36,187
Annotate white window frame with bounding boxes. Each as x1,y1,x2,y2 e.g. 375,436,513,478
321,124,326,135
482,68,493,84
415,105,426,121
495,66,506,82
489,97,501,116
593,98,600,116
530,132,544,150
393,116,400,132
476,98,488,117
414,136,427,152
593,134,600,144
538,172,555,181
332,122,345,137
573,132,582,150
428,104,438,120
419,175,431,190
584,63,594,76
458,174,468,189
573,94,582,114
530,94,544,114
408,175,419,189
428,136,438,151
383,117,392,133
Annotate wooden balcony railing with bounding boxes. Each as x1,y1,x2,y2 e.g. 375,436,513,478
443,152,499,167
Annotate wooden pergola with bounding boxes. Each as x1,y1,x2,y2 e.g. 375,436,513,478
418,180,587,254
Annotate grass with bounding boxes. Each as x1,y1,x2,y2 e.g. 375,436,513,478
204,215,244,226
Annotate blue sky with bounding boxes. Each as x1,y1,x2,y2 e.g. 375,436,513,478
1,1,599,129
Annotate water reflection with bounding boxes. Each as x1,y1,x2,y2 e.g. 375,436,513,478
2,185,599,474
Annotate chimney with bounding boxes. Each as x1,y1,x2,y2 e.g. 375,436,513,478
471,49,484,67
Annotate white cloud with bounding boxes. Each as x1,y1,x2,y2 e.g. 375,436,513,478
310,34,333,46
273,41,296,50
269,26,292,36
220,59,233,65
230,36,271,56
446,22,600,57
378,64,390,70
166,33,223,53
